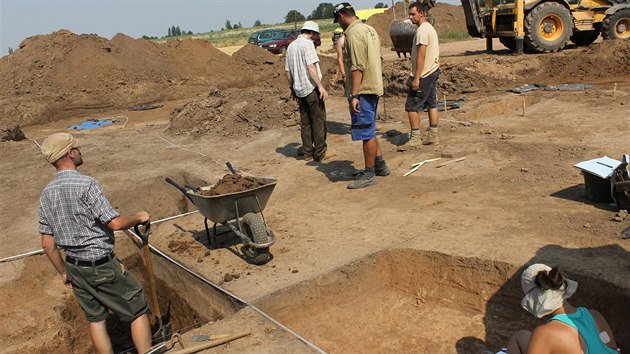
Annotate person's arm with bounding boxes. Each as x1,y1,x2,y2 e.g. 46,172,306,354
306,63,328,100
350,70,363,112
412,44,426,91
41,234,71,289
336,35,346,80
590,309,618,350
285,70,297,100
107,211,150,231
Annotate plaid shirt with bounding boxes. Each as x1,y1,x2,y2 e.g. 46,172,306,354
285,34,322,98
39,170,119,261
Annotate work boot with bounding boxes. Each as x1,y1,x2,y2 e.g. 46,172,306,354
422,127,439,145
403,130,423,148
347,171,378,189
316,148,336,162
304,154,313,161
375,160,390,176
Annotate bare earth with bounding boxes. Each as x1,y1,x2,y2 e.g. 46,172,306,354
1,29,629,354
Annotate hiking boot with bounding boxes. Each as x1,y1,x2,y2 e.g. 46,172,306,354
304,154,313,161
347,171,378,189
404,130,423,148
422,127,439,145
316,148,336,162
375,161,390,176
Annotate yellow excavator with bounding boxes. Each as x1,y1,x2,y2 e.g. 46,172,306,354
462,0,630,52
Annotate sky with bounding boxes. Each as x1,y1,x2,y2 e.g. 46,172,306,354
0,0,458,56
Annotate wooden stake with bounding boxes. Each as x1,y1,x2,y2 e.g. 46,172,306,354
522,99,526,117
613,83,617,98
443,94,448,116
436,157,466,168
168,332,251,354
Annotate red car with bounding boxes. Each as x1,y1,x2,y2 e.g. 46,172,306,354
261,30,321,55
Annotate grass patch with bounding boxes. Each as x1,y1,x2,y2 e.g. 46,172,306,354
152,19,339,48
438,30,472,43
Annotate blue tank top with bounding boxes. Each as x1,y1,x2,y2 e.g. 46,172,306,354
549,307,617,354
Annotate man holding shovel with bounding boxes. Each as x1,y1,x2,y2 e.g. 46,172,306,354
38,132,152,354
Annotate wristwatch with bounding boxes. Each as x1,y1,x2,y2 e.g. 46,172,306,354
348,94,359,100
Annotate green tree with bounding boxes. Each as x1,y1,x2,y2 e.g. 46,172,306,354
254,19,262,27
375,2,388,8
167,27,172,37
310,3,335,19
175,26,181,36
8,47,14,54
225,20,233,30
284,10,306,23
187,30,193,35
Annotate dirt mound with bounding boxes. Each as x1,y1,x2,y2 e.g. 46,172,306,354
233,44,279,66
168,53,338,138
167,86,299,138
367,2,467,47
0,30,249,128
383,40,630,96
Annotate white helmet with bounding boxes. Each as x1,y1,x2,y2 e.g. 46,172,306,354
301,21,320,33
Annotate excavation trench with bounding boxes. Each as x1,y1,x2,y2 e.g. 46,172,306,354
2,245,628,353
256,249,630,353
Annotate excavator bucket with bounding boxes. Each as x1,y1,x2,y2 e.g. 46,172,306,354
389,18,417,58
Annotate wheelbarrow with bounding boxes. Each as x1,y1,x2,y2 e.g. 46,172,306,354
165,174,277,265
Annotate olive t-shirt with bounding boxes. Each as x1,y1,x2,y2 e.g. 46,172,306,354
343,20,384,97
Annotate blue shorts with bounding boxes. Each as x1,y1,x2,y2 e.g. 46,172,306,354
350,94,379,141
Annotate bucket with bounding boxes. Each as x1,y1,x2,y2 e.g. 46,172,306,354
583,172,612,202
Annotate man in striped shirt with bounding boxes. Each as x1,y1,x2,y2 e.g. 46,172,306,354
38,133,151,353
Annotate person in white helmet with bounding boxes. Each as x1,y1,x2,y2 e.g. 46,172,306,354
285,20,334,162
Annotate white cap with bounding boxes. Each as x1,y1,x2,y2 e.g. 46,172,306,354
301,21,320,33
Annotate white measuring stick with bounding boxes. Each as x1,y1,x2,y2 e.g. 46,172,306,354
405,158,441,176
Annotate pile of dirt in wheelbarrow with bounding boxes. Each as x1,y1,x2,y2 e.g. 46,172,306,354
366,2,467,47
199,174,266,196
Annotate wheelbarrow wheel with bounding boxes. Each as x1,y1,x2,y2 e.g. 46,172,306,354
242,213,272,265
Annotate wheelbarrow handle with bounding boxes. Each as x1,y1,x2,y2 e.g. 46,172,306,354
166,177,196,204
226,162,237,174
134,222,151,245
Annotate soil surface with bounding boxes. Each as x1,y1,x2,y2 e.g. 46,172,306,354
199,174,266,196
1,6,630,354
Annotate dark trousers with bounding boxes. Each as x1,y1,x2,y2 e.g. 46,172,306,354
298,90,327,159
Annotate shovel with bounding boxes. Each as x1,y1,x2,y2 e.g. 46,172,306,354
134,222,171,340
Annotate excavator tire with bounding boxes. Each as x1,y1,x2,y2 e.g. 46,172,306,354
499,37,517,51
570,30,600,46
524,2,573,52
602,8,630,40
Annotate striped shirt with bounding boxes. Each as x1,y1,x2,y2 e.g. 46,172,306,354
285,34,322,98
39,170,119,261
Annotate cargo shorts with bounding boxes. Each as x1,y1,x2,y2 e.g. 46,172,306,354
65,257,148,323
405,69,439,112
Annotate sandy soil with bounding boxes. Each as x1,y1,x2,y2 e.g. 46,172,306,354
1,13,629,354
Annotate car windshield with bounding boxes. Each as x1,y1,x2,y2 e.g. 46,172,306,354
271,31,288,40
259,31,273,39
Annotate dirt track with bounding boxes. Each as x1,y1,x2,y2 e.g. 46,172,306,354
1,21,629,354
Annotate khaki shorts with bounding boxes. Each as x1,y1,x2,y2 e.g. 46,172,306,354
65,257,148,322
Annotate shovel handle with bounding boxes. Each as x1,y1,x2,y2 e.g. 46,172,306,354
134,222,151,245
226,162,237,174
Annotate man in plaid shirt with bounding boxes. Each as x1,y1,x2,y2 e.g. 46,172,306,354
285,20,334,162
38,133,151,353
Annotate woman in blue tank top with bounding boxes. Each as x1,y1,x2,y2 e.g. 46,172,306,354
505,263,618,354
